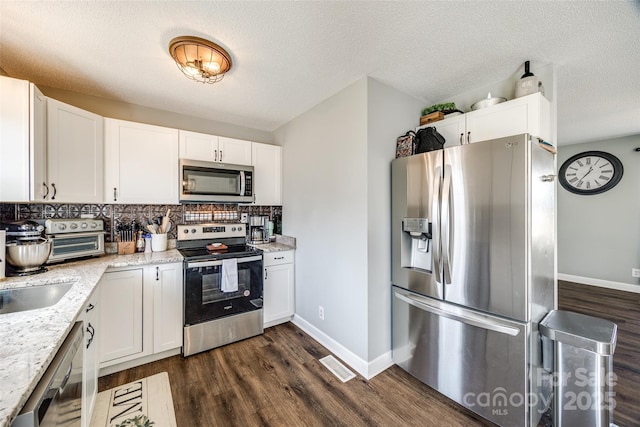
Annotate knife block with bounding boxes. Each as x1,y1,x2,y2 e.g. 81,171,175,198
117,240,136,255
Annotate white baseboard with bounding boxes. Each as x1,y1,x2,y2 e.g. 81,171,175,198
292,314,393,380
558,273,640,294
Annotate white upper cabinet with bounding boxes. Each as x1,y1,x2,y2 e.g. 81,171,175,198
251,142,282,206
179,130,251,165
417,93,551,147
218,136,252,165
105,119,179,204
0,76,46,202
47,98,104,203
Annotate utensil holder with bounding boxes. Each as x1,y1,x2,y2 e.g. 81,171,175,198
117,240,136,255
151,233,168,252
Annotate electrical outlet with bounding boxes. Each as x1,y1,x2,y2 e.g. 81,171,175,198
240,213,248,223
632,268,640,278
319,306,324,320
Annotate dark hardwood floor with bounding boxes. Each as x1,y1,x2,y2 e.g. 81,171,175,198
99,281,639,427
558,280,640,427
99,322,493,427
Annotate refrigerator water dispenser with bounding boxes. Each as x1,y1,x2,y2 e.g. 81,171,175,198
402,218,432,271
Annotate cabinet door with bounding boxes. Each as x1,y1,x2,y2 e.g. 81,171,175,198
98,268,144,364
179,130,218,162
263,263,294,326
0,77,32,201
105,119,179,204
147,263,184,353
465,93,548,144
417,115,465,148
252,143,282,205
47,98,104,203
219,136,252,165
81,294,99,427
30,85,48,201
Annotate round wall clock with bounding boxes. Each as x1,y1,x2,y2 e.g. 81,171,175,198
558,151,623,195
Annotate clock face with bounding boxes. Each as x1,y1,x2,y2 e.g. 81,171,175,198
559,151,623,195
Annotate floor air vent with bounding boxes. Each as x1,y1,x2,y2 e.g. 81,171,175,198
319,355,356,382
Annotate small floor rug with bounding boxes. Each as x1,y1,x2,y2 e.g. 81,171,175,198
91,372,177,427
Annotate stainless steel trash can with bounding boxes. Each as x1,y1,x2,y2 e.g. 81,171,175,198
539,310,617,427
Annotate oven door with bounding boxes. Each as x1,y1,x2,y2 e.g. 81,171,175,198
184,255,263,325
48,232,105,263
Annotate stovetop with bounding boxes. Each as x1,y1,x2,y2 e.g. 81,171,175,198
178,244,262,261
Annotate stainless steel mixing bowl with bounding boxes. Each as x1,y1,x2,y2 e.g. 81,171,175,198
5,239,51,272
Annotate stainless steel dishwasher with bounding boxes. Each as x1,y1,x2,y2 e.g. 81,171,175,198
12,322,84,427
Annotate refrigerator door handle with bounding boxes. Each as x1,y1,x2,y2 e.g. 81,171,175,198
394,290,521,337
431,167,442,284
441,165,452,284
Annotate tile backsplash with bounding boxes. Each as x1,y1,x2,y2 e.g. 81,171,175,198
0,203,282,242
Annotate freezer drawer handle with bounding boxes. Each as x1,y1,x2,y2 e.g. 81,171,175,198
394,291,520,337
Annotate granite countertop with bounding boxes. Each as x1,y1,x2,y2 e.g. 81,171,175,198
0,249,182,427
249,235,296,253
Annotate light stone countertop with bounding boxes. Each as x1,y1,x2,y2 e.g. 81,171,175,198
248,235,296,253
0,249,182,427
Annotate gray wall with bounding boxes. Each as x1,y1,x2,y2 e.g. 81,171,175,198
558,134,640,286
274,77,422,363
39,85,273,144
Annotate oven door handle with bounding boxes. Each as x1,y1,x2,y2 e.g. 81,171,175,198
187,255,263,269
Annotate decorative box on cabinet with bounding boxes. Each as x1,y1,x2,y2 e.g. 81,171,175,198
416,93,551,147
105,119,179,204
263,250,295,327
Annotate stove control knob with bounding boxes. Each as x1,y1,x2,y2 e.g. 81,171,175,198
90,223,97,229
231,227,236,231
81,223,88,229
183,229,189,234
58,223,67,231
237,226,242,232
191,229,196,234
70,223,78,230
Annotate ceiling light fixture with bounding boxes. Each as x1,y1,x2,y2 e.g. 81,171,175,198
168,36,232,84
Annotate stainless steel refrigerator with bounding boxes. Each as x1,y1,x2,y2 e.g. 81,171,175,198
391,133,555,427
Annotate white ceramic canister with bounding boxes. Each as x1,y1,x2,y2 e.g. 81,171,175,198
151,233,168,252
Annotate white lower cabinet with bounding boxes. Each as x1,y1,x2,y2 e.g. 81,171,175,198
263,251,295,327
98,262,183,370
80,292,99,427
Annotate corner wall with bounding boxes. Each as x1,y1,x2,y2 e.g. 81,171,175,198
274,77,423,377
557,134,640,290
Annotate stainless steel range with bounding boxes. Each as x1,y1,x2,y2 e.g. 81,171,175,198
177,223,264,356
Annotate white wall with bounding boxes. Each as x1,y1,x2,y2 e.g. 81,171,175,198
366,79,424,359
274,77,423,371
558,134,640,287
39,85,273,144
275,78,370,359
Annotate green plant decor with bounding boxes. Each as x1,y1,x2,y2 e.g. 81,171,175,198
115,415,155,427
421,102,457,116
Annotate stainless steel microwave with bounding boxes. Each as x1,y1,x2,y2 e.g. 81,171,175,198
180,159,254,203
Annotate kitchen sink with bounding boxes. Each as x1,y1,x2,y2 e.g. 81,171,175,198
0,282,74,315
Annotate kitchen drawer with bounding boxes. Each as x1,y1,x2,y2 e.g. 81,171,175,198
264,250,294,266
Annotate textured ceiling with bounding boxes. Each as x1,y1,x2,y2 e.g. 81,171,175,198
1,1,639,145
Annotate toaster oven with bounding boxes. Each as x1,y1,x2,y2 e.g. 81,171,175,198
42,219,105,263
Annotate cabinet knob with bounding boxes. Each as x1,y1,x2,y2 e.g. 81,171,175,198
43,183,49,199
51,183,57,200
156,266,160,281
220,150,223,162
466,131,471,144
459,133,464,145
265,268,268,280
113,187,117,202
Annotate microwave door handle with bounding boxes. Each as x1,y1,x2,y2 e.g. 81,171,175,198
240,171,246,196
